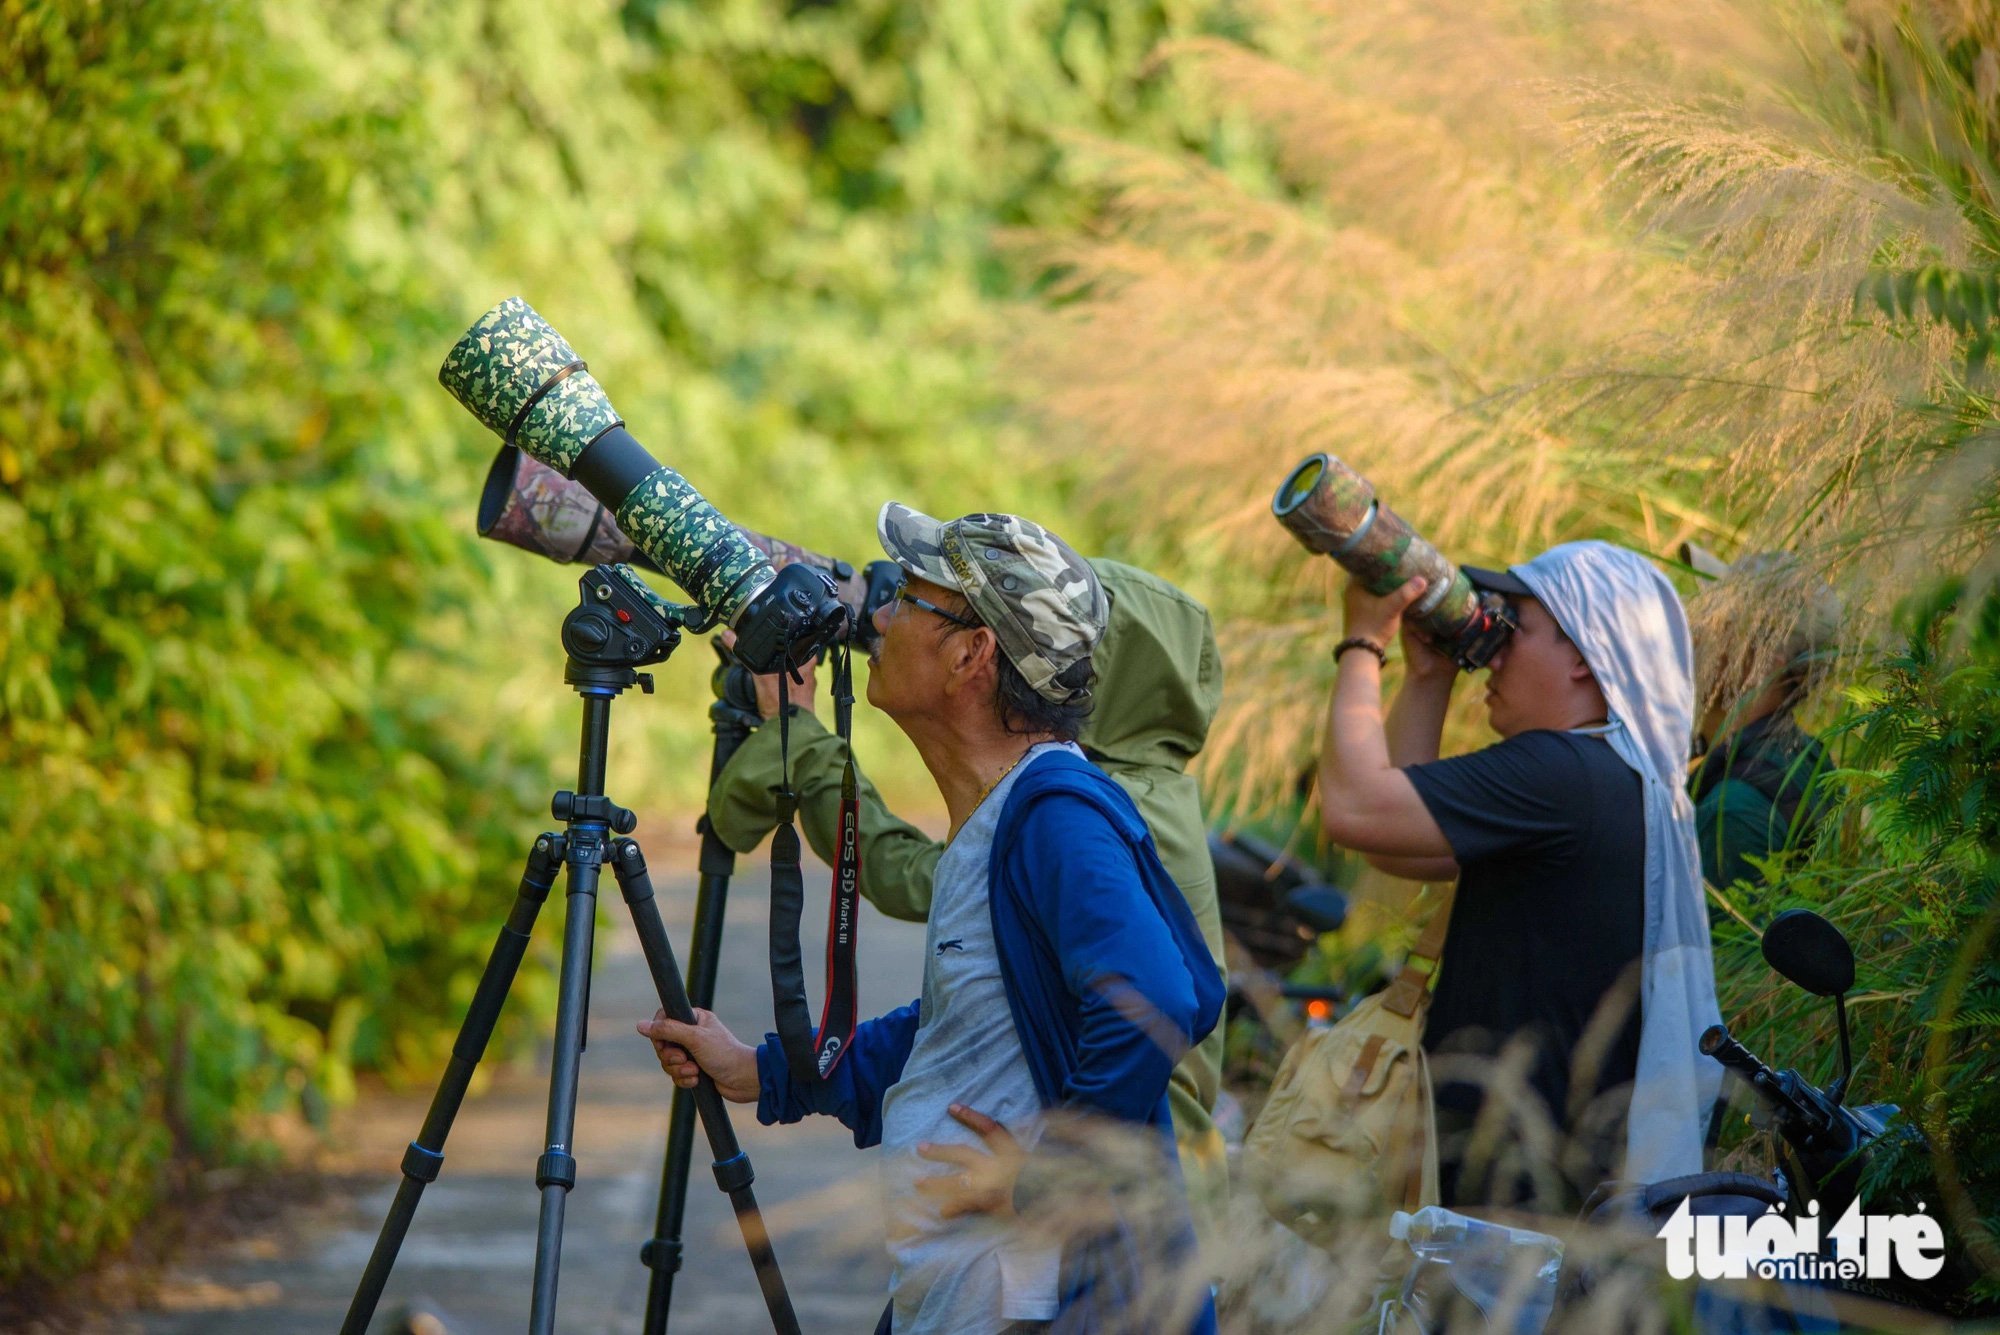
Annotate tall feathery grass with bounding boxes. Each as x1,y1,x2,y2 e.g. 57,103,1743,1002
996,0,2000,1322
1005,0,1999,817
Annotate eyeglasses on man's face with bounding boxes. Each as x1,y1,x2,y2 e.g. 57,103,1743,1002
892,583,980,629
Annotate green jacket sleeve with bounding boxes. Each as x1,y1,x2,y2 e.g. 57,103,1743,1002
706,710,943,922
1695,776,1776,888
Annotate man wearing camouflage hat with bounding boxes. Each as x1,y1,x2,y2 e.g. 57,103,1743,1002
640,504,1224,1335
701,537,1232,1255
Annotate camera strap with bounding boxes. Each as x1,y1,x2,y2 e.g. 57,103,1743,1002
766,638,862,1085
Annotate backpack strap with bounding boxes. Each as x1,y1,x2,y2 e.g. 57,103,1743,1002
1343,1034,1389,1098
1379,885,1454,1020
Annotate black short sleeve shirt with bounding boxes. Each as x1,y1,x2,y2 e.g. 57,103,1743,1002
1404,729,1646,1135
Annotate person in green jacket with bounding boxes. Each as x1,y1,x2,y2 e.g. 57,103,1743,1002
1681,546,1840,889
707,558,1231,1248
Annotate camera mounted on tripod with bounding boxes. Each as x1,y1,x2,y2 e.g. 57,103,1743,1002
442,297,858,677
483,435,908,672
450,299,911,680
350,300,863,1335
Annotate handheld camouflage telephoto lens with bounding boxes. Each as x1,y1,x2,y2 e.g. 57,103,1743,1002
442,297,848,673
1272,453,1515,670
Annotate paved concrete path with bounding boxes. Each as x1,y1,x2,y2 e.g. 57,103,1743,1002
139,845,927,1335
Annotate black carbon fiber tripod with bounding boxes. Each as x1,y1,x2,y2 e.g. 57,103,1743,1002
635,644,764,1333
340,566,799,1335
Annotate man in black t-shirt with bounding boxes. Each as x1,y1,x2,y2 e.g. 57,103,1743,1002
1316,565,1648,1211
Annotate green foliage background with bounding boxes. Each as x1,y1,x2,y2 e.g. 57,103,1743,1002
0,0,1227,1288
8,0,1997,1303
1711,585,2000,1301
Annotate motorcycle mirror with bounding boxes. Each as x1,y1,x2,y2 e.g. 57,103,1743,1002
1761,909,1855,997
1763,908,1857,1106
1284,884,1348,935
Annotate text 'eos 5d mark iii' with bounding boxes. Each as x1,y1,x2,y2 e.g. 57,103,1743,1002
439,297,849,674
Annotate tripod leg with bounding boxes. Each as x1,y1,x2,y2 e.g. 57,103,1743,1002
644,699,755,1334
613,837,802,1335
527,824,609,1335
340,833,565,1335
641,813,736,1331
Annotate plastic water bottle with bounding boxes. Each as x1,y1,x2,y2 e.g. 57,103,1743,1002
1384,1206,1564,1334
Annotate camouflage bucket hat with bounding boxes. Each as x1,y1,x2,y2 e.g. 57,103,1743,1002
876,502,1108,703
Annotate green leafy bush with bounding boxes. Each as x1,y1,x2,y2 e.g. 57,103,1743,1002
0,0,1237,1292
1712,581,2000,1303
0,0,553,1287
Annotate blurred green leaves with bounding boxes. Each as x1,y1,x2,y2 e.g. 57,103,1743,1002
0,0,554,1286
1,0,1225,1289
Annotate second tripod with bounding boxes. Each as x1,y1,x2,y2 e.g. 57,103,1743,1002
340,566,800,1335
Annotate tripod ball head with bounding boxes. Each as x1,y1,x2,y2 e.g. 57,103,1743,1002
552,790,637,833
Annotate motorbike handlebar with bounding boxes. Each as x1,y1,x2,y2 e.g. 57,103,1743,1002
1700,1023,1772,1081
1701,1023,1841,1145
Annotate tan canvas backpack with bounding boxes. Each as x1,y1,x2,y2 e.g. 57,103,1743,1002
1242,888,1451,1247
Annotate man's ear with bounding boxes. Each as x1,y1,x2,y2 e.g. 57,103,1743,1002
944,626,999,692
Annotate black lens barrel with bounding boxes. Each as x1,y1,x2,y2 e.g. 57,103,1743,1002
572,427,661,509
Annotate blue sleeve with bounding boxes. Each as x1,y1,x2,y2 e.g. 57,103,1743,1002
755,999,920,1149
1015,795,1201,1123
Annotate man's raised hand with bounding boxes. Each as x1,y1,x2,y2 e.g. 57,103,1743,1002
1399,615,1459,682
1341,573,1428,650
718,628,820,721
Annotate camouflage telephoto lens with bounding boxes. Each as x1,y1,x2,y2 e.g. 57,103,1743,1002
440,297,774,626
475,443,893,656
1272,453,1513,670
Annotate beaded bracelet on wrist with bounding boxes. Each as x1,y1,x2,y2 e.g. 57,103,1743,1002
1333,636,1388,666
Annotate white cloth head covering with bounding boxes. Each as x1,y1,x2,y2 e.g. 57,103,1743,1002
1510,540,1724,1181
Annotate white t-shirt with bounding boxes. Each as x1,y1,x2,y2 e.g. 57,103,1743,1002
876,743,1077,1334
